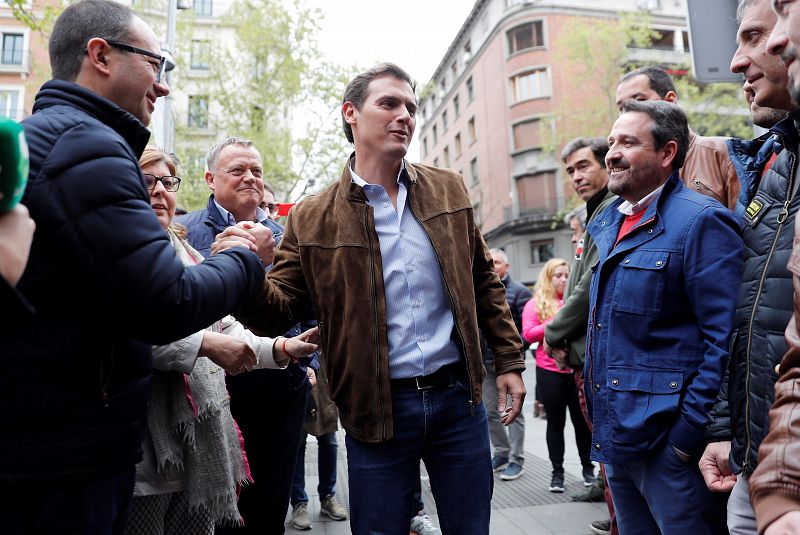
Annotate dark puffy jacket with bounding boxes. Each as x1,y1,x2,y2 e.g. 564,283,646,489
1,80,265,484
706,118,800,475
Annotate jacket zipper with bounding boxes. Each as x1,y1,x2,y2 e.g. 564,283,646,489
407,198,475,414
364,204,386,439
742,147,796,473
692,179,726,206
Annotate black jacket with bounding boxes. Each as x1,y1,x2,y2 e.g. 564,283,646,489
0,80,265,484
706,118,800,475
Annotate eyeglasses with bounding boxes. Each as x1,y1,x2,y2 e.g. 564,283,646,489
106,40,167,83
262,203,278,213
143,174,182,192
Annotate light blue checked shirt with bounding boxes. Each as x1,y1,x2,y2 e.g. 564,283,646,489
351,163,460,379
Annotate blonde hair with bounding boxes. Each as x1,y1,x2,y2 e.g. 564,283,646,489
534,258,569,321
138,146,186,237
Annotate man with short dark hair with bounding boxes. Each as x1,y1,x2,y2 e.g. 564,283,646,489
545,137,617,535
225,62,526,534
698,2,800,533
616,66,739,209
586,100,742,533
0,2,267,532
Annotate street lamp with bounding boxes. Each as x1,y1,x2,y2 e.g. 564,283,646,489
159,0,191,153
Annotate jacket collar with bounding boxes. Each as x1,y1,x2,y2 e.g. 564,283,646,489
586,186,612,221
32,79,151,158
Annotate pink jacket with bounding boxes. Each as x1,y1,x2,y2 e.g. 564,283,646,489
521,297,571,374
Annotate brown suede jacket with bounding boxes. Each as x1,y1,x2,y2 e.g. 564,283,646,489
750,214,800,534
681,130,740,210
237,157,525,442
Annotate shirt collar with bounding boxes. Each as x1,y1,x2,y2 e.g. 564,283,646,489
213,198,270,225
617,182,666,216
350,160,407,188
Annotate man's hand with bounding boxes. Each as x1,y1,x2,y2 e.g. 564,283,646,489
543,338,569,370
699,440,737,492
211,225,258,256
307,367,317,387
0,204,36,286
237,221,275,265
765,511,800,535
497,371,526,425
199,331,257,375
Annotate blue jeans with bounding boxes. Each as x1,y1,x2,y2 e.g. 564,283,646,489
291,431,338,505
346,378,492,535
605,444,723,534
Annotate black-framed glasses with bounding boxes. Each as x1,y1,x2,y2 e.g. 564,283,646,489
106,40,167,83
143,174,181,192
261,203,278,213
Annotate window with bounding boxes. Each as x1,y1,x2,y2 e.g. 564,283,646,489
454,133,462,158
635,0,660,8
451,61,458,80
442,110,448,131
188,95,208,128
512,119,542,151
1,33,23,66
466,76,474,102
443,146,450,168
530,240,555,265
648,29,675,51
422,137,428,158
433,157,440,167
194,0,212,16
470,157,479,185
433,124,438,145
453,95,460,118
467,117,476,143
463,40,472,62
0,87,22,120
516,171,557,214
190,40,210,70
439,78,447,99
511,68,550,102
507,21,544,54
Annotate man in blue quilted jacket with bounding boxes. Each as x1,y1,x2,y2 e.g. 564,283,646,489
0,2,269,533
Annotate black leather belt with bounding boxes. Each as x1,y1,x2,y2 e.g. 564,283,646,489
390,361,467,391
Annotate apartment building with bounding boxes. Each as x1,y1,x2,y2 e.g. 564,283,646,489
418,0,692,284
0,0,56,121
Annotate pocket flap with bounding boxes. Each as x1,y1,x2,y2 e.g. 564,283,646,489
620,251,669,270
607,366,683,393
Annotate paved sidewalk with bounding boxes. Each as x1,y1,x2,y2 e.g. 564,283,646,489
284,357,608,534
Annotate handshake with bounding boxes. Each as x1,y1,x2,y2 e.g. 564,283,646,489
211,221,277,265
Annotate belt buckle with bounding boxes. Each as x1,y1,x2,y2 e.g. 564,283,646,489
415,376,435,390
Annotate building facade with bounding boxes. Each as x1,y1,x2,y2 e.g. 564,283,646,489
418,0,691,284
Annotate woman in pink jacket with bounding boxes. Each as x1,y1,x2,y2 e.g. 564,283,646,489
522,258,593,494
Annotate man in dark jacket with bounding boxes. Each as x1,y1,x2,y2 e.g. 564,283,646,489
0,2,268,533
179,137,325,534
482,248,531,481
699,2,800,533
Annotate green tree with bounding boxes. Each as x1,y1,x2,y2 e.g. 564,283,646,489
173,0,352,210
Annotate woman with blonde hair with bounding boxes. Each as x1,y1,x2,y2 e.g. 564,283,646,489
124,147,320,535
522,258,593,494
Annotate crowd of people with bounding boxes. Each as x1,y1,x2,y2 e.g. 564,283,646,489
6,0,800,534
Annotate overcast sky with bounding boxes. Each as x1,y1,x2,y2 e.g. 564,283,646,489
306,0,477,160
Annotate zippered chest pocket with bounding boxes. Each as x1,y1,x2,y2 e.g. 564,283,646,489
613,251,669,316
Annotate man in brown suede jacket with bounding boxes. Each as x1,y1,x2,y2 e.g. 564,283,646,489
221,63,526,535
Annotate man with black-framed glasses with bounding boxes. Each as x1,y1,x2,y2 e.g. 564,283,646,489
1,2,269,534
